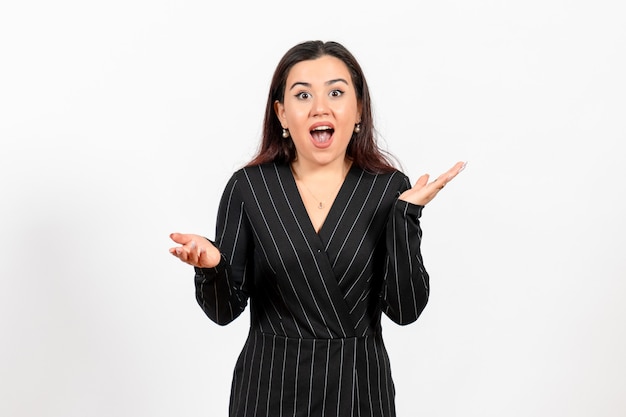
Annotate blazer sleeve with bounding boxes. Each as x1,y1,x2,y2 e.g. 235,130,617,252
381,177,430,325
194,172,254,325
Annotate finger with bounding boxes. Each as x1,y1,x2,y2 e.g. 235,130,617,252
173,246,187,262
432,161,467,189
430,175,447,190
171,247,191,264
170,234,194,258
184,241,200,265
197,246,204,261
170,232,194,245
445,161,467,181
169,245,186,261
197,247,209,266
415,174,429,188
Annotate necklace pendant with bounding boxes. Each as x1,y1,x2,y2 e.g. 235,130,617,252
318,202,323,209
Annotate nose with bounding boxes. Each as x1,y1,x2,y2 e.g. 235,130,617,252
311,95,330,117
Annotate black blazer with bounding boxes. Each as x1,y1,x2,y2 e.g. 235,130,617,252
195,163,429,417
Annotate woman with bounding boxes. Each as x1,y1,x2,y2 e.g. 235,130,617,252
170,40,465,417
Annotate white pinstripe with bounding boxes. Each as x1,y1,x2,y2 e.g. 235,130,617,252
259,167,334,338
274,165,349,339
193,163,430,416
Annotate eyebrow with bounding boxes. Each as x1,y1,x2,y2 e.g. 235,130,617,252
288,78,349,91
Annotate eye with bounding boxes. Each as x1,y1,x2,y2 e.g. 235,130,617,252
295,91,311,100
329,89,344,98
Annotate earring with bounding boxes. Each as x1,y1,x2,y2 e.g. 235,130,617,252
354,123,361,133
282,128,290,138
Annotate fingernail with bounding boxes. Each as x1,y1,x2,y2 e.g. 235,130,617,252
459,161,468,172
175,247,182,255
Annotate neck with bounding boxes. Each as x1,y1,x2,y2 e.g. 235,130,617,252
290,157,351,213
291,157,351,181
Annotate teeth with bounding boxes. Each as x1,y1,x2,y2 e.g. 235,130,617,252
312,126,332,131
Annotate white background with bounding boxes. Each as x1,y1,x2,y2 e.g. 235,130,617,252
1,1,625,416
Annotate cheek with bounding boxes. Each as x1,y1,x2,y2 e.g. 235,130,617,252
283,106,309,125
337,103,359,119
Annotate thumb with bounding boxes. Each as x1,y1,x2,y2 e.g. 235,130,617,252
415,174,430,188
170,232,193,245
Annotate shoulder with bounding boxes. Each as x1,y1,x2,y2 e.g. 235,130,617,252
229,163,293,198
356,167,411,194
374,168,409,182
234,162,285,184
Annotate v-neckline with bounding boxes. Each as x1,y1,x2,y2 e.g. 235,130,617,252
283,163,356,238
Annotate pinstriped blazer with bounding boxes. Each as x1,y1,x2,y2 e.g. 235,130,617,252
194,162,430,417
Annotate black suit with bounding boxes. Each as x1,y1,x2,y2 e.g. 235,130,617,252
195,162,429,417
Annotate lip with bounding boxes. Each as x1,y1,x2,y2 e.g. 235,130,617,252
309,121,335,131
309,122,335,149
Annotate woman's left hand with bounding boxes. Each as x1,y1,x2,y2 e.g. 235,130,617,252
399,161,466,206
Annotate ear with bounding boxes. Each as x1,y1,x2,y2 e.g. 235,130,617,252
274,100,287,128
356,101,363,123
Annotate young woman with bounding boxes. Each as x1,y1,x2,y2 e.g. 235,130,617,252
170,40,465,417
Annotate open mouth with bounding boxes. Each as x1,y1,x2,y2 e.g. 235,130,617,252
310,126,334,143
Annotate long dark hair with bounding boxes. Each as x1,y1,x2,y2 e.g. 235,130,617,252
246,40,397,173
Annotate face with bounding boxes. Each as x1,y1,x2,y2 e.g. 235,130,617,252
274,55,361,168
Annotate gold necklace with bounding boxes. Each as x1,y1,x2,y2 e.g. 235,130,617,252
300,182,327,209
292,164,348,210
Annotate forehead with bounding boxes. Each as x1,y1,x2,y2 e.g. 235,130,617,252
286,55,352,85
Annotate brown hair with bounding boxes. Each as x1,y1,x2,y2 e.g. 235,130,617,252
246,40,397,173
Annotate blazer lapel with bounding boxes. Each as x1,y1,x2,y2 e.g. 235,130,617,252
277,164,358,337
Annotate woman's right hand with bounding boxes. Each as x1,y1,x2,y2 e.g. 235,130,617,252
169,233,222,268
